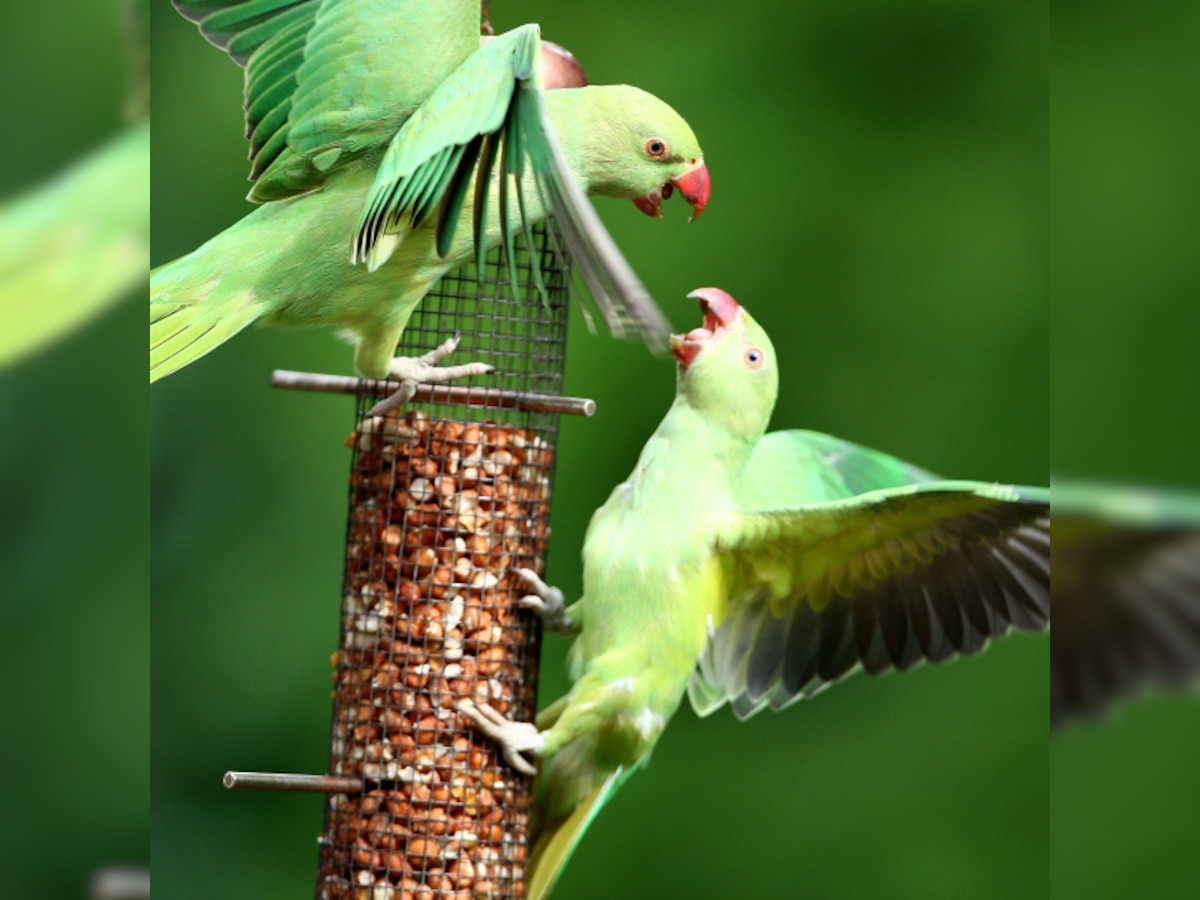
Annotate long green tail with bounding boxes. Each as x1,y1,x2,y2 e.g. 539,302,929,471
527,767,631,900
150,248,267,382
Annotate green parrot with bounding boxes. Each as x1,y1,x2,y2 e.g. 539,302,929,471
152,1,710,411
0,0,148,368
460,288,1051,899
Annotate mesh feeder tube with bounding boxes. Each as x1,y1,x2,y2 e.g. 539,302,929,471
264,226,585,900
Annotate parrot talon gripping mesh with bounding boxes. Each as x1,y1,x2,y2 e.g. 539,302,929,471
456,700,543,777
513,567,573,635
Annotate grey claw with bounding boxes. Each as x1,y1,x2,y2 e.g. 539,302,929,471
511,567,571,634
457,700,542,777
362,335,493,419
365,380,418,418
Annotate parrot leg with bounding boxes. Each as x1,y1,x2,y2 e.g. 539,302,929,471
513,567,579,636
457,700,542,776
365,333,494,418
534,694,569,732
481,0,494,35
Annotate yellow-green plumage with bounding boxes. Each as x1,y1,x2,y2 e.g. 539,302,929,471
506,289,1050,897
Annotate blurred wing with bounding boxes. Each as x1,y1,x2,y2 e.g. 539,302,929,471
1051,481,1200,728
174,0,480,195
352,24,671,348
0,123,150,368
517,71,670,347
739,430,940,508
692,482,1050,719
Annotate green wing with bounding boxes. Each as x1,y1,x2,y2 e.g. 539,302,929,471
691,482,1050,719
1050,480,1200,728
174,0,480,196
739,430,940,508
174,0,319,181
174,0,316,64
350,26,536,272
353,23,670,347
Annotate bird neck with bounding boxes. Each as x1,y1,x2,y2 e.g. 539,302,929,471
544,87,621,196
631,397,759,508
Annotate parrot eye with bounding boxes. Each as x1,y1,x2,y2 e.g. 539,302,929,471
744,348,765,369
644,138,668,160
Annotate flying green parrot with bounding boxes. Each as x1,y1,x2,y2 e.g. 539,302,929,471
0,0,149,368
152,1,710,411
460,288,1051,899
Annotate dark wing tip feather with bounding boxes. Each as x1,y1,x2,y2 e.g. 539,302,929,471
1051,518,1200,728
435,135,485,259
701,490,1052,717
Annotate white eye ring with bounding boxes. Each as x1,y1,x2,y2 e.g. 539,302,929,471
744,348,765,369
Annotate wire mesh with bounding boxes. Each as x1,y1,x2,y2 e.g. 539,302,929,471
316,224,570,900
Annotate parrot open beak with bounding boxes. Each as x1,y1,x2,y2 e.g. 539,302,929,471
669,287,741,369
633,159,711,222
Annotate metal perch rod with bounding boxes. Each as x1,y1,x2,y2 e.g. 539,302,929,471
272,370,596,417
223,771,364,793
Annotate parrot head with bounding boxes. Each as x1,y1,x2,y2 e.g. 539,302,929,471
670,288,778,439
574,85,710,221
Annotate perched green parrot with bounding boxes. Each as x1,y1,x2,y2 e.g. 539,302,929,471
461,288,1051,899
0,0,149,368
152,1,710,411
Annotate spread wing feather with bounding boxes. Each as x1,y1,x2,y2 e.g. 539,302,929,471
351,24,670,347
174,0,480,196
691,482,1051,719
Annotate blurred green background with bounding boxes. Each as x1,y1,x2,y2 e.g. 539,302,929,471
0,3,148,898
152,2,1047,898
1051,2,1200,898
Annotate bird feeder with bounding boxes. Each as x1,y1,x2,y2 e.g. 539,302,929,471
226,224,587,900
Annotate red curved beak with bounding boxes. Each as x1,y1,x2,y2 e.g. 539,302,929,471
669,287,741,368
688,287,739,326
633,158,711,221
673,160,710,222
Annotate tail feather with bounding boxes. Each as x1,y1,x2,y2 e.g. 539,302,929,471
150,262,264,382
527,768,627,900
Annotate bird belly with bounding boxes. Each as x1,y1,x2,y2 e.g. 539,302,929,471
538,527,715,776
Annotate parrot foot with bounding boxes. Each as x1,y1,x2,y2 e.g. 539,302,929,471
365,333,494,418
457,700,542,777
513,567,575,635
481,0,494,35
